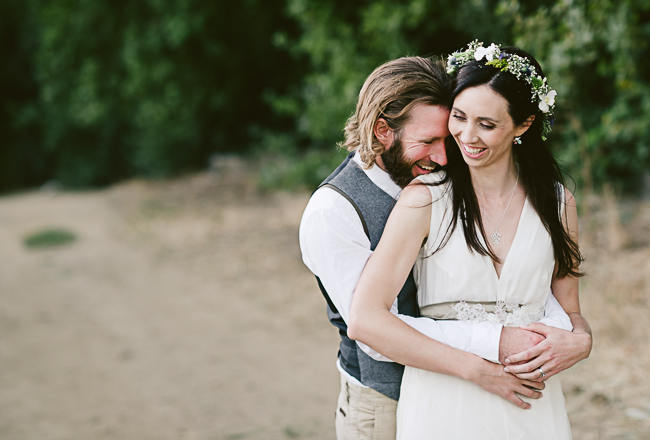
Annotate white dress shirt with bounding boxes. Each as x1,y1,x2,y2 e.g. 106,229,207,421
299,152,572,383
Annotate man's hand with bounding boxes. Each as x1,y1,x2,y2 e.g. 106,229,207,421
469,359,545,410
498,327,545,364
503,321,592,381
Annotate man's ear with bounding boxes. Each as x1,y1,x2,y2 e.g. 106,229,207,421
515,115,535,138
373,118,394,150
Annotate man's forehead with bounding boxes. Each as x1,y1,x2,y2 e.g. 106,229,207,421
402,105,449,132
403,123,450,141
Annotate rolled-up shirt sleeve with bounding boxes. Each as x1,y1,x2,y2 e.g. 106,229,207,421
538,291,573,331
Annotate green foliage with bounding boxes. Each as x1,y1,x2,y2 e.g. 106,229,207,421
0,0,44,191
501,0,650,192
2,0,297,190
24,228,77,248
1,0,648,193
256,134,348,191
264,0,649,193
267,0,511,151
34,0,297,186
259,0,513,189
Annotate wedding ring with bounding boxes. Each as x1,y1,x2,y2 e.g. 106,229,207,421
538,367,546,379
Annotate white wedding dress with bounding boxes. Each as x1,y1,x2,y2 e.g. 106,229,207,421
396,174,572,439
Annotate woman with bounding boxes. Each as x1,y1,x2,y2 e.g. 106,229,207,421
350,42,587,438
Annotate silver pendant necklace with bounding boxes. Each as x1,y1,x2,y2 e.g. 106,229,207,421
488,173,519,246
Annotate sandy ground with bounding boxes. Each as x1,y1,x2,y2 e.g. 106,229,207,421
1,159,649,439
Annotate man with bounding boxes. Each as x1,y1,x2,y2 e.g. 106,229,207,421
299,56,591,440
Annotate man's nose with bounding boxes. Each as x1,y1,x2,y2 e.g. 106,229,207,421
429,141,448,166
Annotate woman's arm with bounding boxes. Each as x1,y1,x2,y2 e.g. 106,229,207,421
348,183,545,409
504,188,592,379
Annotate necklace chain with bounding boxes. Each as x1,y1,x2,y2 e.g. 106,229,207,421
487,173,519,246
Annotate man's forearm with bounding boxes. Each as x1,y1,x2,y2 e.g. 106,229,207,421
399,315,502,363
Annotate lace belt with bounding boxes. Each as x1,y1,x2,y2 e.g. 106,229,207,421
420,300,545,326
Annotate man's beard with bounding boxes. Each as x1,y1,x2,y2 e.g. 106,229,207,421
381,135,418,188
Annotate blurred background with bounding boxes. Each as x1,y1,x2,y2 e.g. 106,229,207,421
1,0,648,439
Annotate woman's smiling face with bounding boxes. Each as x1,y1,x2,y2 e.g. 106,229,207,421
448,84,525,170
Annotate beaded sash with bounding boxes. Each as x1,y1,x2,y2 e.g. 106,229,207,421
420,300,545,326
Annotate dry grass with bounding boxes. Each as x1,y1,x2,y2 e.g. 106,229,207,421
564,192,650,439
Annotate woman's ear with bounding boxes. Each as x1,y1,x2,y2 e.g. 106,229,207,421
373,118,394,149
514,115,536,138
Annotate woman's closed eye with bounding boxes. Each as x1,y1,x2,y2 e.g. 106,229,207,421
452,112,495,130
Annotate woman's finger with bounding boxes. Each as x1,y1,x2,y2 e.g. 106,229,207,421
517,385,543,400
512,365,551,381
506,392,531,409
522,379,545,390
504,354,547,374
514,362,559,381
505,340,548,365
515,370,554,381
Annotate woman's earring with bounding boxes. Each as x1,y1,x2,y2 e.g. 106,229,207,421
513,136,522,145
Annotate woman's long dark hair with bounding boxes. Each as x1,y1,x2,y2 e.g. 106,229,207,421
442,46,583,278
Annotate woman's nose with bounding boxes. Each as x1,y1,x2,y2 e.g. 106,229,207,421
458,124,477,144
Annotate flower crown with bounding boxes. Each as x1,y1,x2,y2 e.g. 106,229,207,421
447,41,556,140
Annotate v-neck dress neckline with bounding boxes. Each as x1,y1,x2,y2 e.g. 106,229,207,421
413,175,556,317
489,195,529,281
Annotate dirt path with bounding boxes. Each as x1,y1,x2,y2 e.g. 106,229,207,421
1,163,648,439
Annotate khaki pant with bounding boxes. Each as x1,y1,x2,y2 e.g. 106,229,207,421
335,374,398,440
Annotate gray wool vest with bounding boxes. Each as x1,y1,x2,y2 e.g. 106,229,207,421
314,152,419,401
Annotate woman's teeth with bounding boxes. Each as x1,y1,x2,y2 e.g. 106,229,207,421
463,144,485,155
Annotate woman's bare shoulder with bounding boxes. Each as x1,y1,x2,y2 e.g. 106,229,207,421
399,171,449,208
399,179,434,207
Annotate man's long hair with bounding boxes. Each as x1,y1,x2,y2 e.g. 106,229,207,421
340,56,452,168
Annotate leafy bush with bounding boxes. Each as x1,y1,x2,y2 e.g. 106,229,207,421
502,0,650,193
266,0,649,193
2,0,299,190
1,0,648,193
258,146,348,191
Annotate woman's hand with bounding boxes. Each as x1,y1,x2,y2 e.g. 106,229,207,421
470,359,545,409
502,321,592,381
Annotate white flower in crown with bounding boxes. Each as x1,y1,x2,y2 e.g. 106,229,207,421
538,89,557,113
474,43,499,61
485,43,500,61
474,46,488,61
